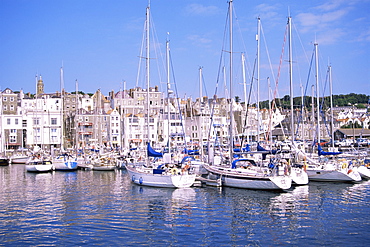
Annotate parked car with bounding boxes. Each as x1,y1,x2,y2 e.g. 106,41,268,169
356,138,369,147
336,139,354,147
323,140,339,147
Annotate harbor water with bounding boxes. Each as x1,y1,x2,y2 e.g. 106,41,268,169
1,164,370,246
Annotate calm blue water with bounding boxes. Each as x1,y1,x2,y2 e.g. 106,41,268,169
1,164,370,246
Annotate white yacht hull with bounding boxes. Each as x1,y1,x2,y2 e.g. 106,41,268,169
126,165,196,188
306,166,361,182
26,164,53,172
357,166,370,180
53,157,78,171
290,167,309,185
10,156,29,164
203,164,291,190
92,165,116,171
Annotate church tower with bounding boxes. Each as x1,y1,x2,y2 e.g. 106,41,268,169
37,75,44,96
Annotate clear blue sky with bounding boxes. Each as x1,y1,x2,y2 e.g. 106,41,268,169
1,0,369,102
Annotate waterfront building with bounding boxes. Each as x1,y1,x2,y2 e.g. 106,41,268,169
111,86,163,149
107,109,121,148
0,88,23,150
1,80,368,153
22,93,63,150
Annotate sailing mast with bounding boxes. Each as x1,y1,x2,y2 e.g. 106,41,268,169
311,85,315,145
228,0,234,162
241,53,249,143
34,75,39,150
268,77,273,148
199,66,203,158
256,17,261,143
75,79,79,151
329,65,335,148
166,34,171,153
60,66,65,151
314,43,320,144
288,16,294,143
145,2,150,149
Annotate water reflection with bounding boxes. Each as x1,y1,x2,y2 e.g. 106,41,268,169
343,180,370,204
269,185,310,216
1,165,370,246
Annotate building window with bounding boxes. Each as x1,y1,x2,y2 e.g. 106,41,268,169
7,118,10,125
10,105,14,111
15,119,18,125
51,118,57,125
23,120,27,127
9,136,16,143
33,118,40,125
3,97,7,101
10,97,14,102
51,128,57,133
3,105,7,111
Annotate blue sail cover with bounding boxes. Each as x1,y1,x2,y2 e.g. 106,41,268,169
257,144,278,154
317,144,341,156
257,144,278,160
233,144,251,152
231,158,257,169
180,156,195,164
182,149,200,155
147,143,163,158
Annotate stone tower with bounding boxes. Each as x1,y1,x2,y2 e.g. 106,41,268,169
37,76,44,96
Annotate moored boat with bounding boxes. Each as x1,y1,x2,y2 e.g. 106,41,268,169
356,165,370,180
203,159,291,190
0,155,9,166
91,156,116,171
53,153,78,171
305,161,361,182
10,155,29,164
126,163,196,188
25,158,53,173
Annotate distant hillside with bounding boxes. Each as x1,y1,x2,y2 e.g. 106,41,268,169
256,93,370,110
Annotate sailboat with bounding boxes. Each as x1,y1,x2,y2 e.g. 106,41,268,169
125,3,196,188
25,159,53,172
296,44,361,183
53,68,78,171
10,150,29,164
25,147,53,173
202,0,291,190
53,153,78,171
282,16,309,186
0,155,9,166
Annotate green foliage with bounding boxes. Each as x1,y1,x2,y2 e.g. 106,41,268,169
256,93,369,110
341,122,363,129
71,91,86,95
235,96,240,103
